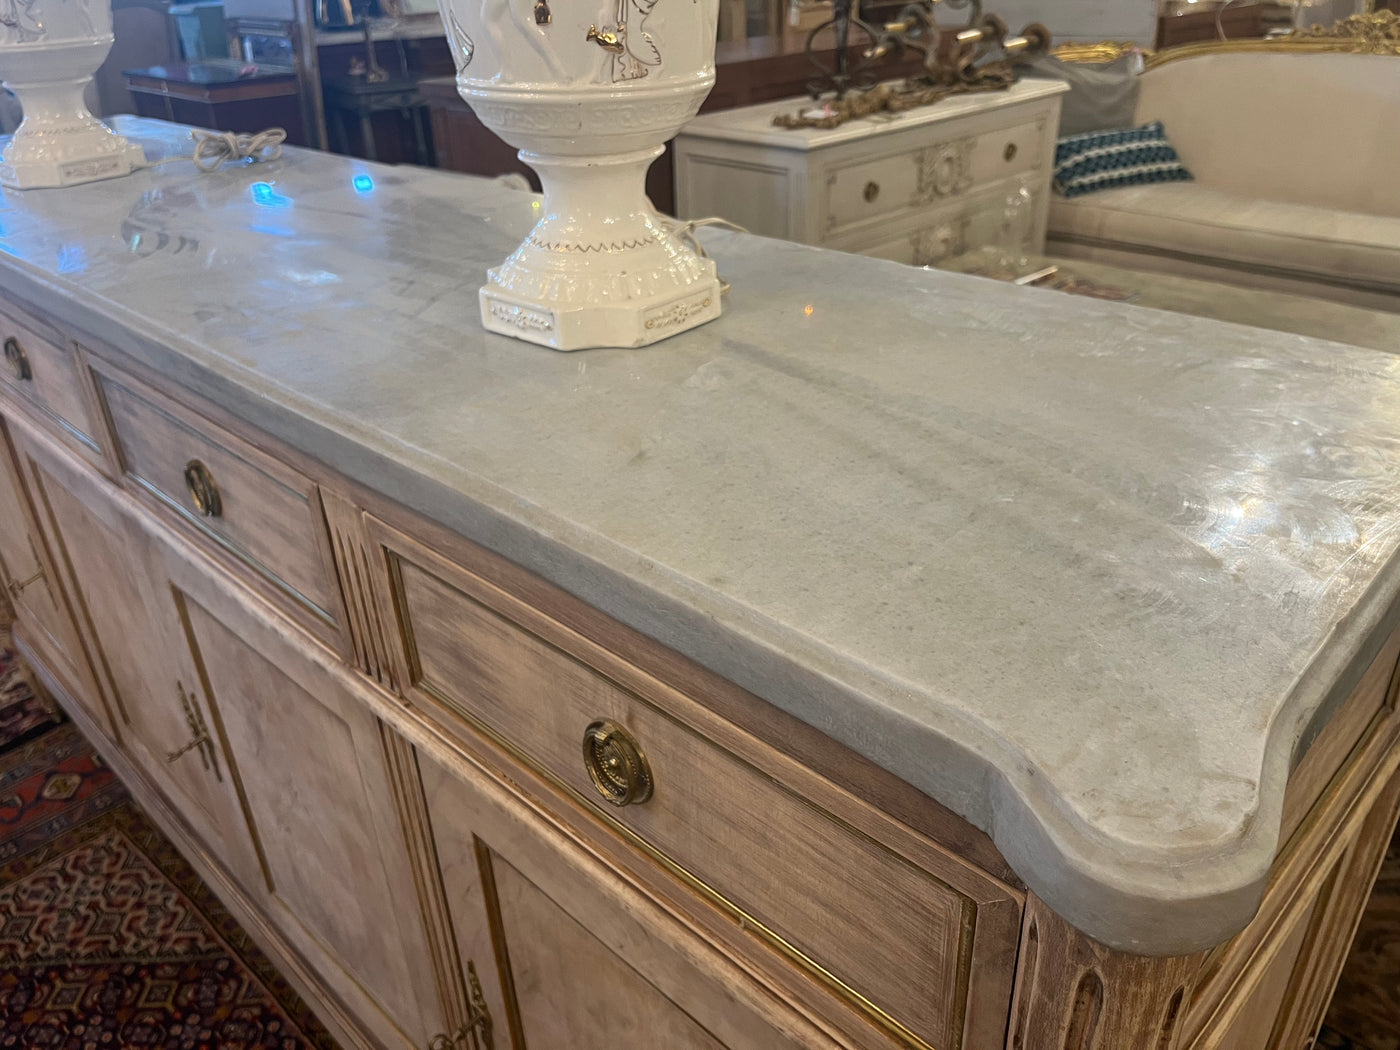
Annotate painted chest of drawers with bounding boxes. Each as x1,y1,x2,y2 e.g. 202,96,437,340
673,79,1068,265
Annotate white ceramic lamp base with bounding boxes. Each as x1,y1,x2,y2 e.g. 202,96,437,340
479,146,721,351
0,40,145,190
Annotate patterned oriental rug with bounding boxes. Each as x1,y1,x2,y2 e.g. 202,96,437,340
0,622,62,753
0,721,340,1050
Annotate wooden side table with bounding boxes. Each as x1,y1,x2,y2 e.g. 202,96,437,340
123,60,308,145
322,74,431,166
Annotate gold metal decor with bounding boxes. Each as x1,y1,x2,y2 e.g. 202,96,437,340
1300,9,1400,54
166,681,222,781
582,718,654,806
427,962,494,1050
1144,9,1400,69
183,459,222,518
3,336,30,382
774,0,1051,129
1053,39,1142,64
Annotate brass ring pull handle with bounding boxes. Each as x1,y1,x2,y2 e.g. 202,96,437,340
863,180,880,203
183,459,222,518
166,729,211,764
427,961,494,1049
582,719,653,806
6,566,45,598
3,336,31,381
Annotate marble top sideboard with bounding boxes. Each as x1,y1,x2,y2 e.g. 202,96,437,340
4,117,1400,955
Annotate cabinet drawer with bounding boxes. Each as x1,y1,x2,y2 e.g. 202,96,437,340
91,364,342,636
0,300,102,456
376,523,1020,1050
822,118,1046,236
844,185,1046,267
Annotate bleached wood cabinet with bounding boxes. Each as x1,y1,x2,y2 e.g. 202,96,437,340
2,283,1400,1050
10,424,265,889
0,422,104,731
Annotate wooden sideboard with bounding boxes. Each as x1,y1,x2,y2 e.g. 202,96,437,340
3,127,1400,1050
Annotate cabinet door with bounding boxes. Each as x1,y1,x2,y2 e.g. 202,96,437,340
417,748,821,1050
0,418,106,729
171,580,442,1049
10,423,263,887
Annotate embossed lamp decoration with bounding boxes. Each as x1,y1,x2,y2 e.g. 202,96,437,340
438,0,722,349
0,0,145,189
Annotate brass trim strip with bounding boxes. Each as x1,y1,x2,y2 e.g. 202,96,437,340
473,838,530,1050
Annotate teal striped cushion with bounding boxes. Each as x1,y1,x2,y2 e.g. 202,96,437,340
1053,121,1193,198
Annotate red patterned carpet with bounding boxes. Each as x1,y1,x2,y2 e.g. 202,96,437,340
0,719,340,1050
0,628,60,754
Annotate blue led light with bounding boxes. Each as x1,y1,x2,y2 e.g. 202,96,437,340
251,182,291,207
353,174,375,193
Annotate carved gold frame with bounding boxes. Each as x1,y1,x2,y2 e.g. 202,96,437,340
1051,9,1400,68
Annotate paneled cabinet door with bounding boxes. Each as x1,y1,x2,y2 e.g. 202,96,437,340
0,418,105,730
8,422,263,888
166,570,444,1050
416,748,821,1050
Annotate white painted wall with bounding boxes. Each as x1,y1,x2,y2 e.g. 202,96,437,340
987,0,1158,45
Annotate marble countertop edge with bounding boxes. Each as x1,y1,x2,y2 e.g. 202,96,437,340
4,139,1399,955
1,256,1344,955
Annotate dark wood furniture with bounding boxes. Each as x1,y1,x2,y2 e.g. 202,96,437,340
1156,1,1266,48
123,59,309,145
94,0,179,117
322,73,431,164
422,34,926,216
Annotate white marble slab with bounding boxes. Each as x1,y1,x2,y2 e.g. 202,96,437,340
5,118,1400,955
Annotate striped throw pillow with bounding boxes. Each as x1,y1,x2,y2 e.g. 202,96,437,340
1053,121,1193,198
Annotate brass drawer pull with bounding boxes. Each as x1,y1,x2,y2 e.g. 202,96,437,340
3,336,31,381
7,566,45,598
183,459,222,518
7,537,47,598
863,180,880,203
1004,142,1018,162
583,718,653,806
166,681,222,781
428,961,494,1049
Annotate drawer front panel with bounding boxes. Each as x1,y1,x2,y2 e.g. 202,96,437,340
0,302,100,453
95,371,339,625
823,118,1047,237
969,118,1044,186
846,185,1045,267
393,555,975,1050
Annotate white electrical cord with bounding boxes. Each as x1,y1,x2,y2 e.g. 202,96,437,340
662,216,750,294
139,128,288,171
1215,0,1241,40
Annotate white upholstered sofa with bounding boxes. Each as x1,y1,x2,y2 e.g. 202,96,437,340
1046,41,1400,311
